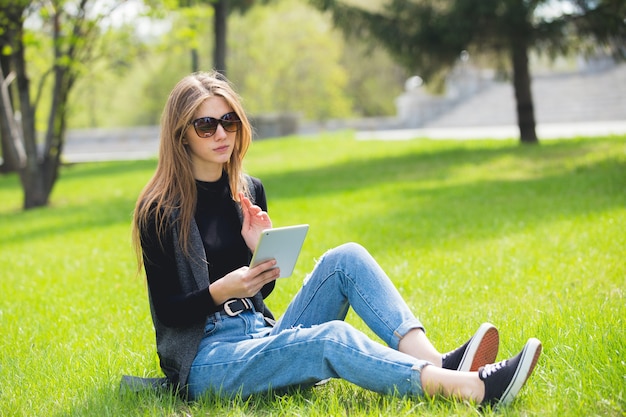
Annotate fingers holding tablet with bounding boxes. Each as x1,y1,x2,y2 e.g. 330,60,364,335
249,225,309,278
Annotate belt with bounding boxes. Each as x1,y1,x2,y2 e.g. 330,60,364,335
220,298,254,317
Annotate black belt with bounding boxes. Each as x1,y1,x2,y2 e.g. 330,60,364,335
220,298,254,317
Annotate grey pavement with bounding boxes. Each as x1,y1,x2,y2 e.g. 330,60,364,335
62,120,626,163
62,64,626,163
356,120,626,141
64,126,160,163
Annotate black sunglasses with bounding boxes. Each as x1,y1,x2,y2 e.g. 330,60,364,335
189,112,241,138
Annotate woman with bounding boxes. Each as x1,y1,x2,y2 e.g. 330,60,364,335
132,71,542,407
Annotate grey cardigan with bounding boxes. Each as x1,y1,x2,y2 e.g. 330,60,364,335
147,210,210,391
147,177,265,391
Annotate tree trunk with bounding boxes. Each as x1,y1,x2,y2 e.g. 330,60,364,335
13,18,48,208
0,5,23,174
511,40,538,144
0,120,16,174
0,61,21,174
41,65,68,201
191,48,199,72
213,0,228,75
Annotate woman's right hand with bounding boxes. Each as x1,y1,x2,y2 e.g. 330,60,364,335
239,192,272,252
208,259,280,305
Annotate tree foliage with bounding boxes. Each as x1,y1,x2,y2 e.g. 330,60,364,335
68,0,361,128
309,0,626,144
0,0,128,208
228,0,352,120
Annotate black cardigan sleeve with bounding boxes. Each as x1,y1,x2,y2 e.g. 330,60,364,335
140,212,218,327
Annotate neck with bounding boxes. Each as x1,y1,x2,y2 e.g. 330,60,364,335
193,163,224,182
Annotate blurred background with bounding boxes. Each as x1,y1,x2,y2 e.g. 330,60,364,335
1,0,624,207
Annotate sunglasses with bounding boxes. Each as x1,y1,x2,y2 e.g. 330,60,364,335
189,112,241,138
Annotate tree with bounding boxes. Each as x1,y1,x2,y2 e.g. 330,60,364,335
227,0,353,120
165,0,270,75
212,0,277,75
0,0,125,209
309,0,626,144
212,0,227,74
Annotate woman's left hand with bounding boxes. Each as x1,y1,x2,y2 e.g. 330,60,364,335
239,192,272,251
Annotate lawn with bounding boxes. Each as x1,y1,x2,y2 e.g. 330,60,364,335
0,133,624,416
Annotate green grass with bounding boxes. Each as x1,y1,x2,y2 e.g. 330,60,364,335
1,133,624,416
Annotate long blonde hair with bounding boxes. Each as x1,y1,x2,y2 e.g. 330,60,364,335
132,71,253,268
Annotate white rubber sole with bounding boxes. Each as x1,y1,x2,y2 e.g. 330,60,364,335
458,322,500,372
499,337,542,405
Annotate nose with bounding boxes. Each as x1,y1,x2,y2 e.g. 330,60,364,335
213,122,228,140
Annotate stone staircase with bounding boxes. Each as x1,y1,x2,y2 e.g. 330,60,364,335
424,64,626,128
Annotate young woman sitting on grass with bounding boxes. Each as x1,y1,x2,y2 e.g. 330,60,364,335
132,71,542,407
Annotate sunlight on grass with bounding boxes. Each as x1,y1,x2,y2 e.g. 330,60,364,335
1,134,624,416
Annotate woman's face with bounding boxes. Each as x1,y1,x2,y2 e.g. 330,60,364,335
185,96,237,181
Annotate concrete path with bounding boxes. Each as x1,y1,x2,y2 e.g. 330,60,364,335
355,120,626,141
62,120,626,163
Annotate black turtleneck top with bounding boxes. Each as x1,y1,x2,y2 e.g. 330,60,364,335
140,172,272,327
195,173,252,281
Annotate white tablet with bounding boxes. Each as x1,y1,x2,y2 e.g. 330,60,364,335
249,224,309,278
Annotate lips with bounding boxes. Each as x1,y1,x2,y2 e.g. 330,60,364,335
214,145,230,153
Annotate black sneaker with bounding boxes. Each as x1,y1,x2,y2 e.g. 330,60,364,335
479,338,542,407
442,322,499,372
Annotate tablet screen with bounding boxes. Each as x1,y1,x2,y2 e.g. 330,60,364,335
249,224,309,278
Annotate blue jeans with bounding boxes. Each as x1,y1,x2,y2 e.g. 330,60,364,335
187,242,429,399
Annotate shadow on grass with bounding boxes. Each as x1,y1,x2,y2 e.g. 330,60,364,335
260,139,625,249
259,139,622,200
0,194,136,246
2,139,623,250
0,160,157,246
0,159,157,192
52,381,311,416
57,379,446,417
60,159,157,181
358,157,623,248
52,383,183,417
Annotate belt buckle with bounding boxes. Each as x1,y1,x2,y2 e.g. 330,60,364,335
223,299,246,317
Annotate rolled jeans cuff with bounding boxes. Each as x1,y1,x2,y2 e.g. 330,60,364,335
410,360,431,396
390,319,425,350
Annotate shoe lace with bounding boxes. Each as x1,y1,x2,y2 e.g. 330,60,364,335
480,359,508,378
